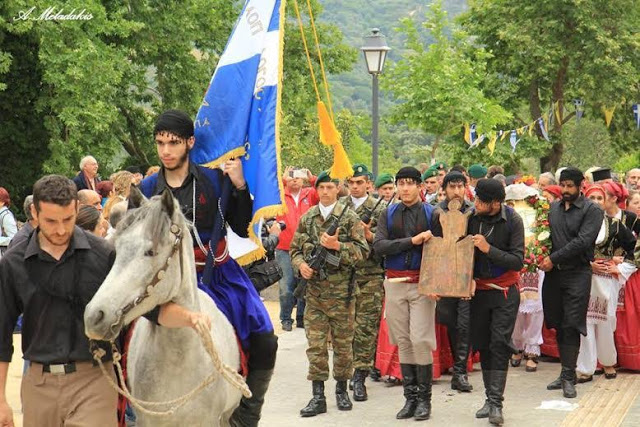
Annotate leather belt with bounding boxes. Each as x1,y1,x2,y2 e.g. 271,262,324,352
42,362,78,375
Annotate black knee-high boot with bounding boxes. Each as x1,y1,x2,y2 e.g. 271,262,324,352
396,364,418,419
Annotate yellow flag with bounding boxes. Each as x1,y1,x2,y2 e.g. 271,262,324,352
317,101,352,179
500,131,508,141
602,105,616,128
554,101,562,125
528,122,535,137
464,123,471,144
488,133,497,156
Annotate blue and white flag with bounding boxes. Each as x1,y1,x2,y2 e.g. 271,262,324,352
191,0,286,263
633,104,639,130
510,130,519,152
538,118,550,141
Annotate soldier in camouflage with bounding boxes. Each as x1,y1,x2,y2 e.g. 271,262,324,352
341,164,387,402
290,171,370,417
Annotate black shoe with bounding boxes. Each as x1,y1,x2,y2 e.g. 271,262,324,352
281,321,292,332
296,319,304,329
476,401,491,419
414,364,432,421
547,376,563,390
335,380,352,411
300,381,327,417
489,406,504,426
451,374,473,392
476,370,492,418
352,369,369,402
396,364,418,419
369,368,381,382
510,353,522,368
229,369,274,427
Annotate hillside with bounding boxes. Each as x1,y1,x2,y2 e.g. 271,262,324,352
318,0,468,112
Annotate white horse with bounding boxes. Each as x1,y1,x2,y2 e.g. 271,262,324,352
84,189,242,427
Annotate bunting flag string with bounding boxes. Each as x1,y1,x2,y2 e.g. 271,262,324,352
462,98,637,154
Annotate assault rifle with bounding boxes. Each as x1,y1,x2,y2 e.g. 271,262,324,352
293,206,348,299
360,192,396,224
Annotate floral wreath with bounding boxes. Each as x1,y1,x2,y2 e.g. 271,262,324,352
522,194,552,273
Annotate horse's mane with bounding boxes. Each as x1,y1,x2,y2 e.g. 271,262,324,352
115,195,177,250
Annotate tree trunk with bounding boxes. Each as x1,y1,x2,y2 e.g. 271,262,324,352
430,136,441,164
539,57,569,172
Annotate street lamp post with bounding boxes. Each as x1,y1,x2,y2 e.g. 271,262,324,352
361,28,390,178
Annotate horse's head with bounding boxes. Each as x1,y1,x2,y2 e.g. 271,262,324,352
85,188,192,341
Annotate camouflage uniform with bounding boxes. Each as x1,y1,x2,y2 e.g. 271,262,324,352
340,195,387,370
290,202,370,381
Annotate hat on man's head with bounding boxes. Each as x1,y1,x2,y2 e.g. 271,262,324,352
442,171,467,188
468,164,488,179
395,167,422,183
591,168,612,183
351,163,370,178
315,171,340,188
421,168,438,182
559,167,585,186
375,173,394,189
475,178,506,203
433,161,448,171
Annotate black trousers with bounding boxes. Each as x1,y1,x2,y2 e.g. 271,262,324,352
437,297,471,375
471,286,520,371
542,268,591,347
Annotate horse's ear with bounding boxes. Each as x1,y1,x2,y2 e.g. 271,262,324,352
128,186,146,210
160,189,175,216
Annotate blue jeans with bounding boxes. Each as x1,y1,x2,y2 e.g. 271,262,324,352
276,249,305,325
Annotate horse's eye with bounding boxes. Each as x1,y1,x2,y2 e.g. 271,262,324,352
144,249,156,257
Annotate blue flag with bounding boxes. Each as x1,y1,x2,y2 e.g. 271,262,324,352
191,0,286,263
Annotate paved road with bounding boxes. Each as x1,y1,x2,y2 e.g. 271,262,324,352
6,300,640,426
261,323,640,427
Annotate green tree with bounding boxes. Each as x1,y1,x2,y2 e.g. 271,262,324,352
461,0,640,171
382,1,511,162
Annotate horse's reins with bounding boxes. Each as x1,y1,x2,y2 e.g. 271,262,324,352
90,222,251,417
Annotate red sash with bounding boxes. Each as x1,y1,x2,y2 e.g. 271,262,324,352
386,269,420,283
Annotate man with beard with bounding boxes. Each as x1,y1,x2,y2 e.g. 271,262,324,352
539,167,603,399
468,179,524,426
140,110,278,427
431,172,474,393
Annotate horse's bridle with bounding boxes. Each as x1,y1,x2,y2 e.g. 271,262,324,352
107,223,183,337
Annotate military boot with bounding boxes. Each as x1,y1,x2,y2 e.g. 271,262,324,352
300,381,327,417
336,380,353,410
352,368,369,401
396,364,418,419
414,364,432,421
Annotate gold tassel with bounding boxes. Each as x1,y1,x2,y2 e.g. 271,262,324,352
329,143,352,179
318,101,341,146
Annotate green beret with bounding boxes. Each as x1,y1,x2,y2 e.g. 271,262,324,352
374,173,394,189
351,163,370,178
367,171,374,181
421,168,438,182
468,164,488,179
315,170,340,188
433,161,448,171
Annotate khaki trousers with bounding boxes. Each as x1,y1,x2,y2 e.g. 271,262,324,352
22,362,117,427
384,280,436,365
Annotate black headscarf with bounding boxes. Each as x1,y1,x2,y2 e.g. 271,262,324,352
153,110,194,140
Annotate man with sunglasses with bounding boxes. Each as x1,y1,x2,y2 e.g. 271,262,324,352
467,178,525,426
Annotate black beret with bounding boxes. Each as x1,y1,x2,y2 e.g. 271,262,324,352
395,166,422,183
475,178,505,203
591,168,611,182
